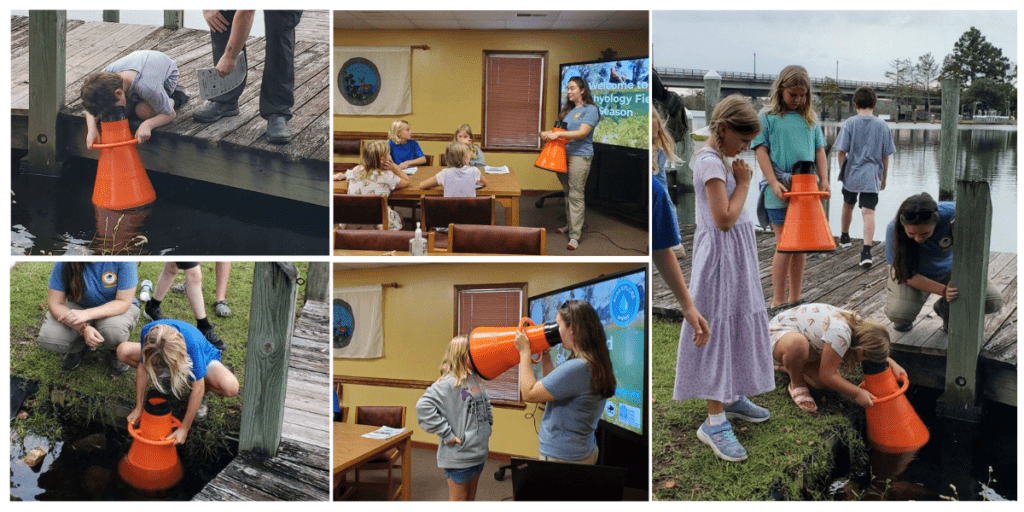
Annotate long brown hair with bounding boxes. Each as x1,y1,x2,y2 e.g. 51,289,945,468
61,263,86,303
559,300,615,398
838,310,889,372
558,77,600,123
890,192,940,284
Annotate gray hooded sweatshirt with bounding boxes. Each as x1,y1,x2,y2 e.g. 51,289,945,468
416,374,493,469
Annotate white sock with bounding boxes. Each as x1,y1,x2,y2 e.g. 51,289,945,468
708,412,727,426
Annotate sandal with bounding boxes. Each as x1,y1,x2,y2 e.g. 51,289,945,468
787,383,818,413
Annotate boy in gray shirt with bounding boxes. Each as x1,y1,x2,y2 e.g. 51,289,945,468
80,50,188,148
835,86,895,269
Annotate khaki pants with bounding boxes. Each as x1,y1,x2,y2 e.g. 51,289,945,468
556,155,593,241
539,446,599,465
38,301,141,354
884,273,1002,324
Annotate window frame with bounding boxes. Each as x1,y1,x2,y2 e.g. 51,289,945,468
454,282,528,407
481,50,549,152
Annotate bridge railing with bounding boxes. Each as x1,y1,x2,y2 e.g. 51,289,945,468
655,67,892,91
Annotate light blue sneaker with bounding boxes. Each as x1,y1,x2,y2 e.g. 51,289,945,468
697,420,747,462
723,396,771,423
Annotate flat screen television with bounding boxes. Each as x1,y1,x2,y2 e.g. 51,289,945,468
528,266,648,438
558,57,650,151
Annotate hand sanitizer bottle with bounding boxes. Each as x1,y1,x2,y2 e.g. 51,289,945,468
409,222,426,256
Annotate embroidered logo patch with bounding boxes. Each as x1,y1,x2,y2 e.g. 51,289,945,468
101,271,118,288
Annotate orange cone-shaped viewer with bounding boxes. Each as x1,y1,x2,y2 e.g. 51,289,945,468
469,317,561,380
119,390,184,492
778,161,835,253
92,106,156,210
860,360,930,454
534,122,568,174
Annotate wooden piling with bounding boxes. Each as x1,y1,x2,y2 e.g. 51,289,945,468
941,180,992,420
163,10,184,30
939,79,960,201
240,262,299,457
703,70,722,123
102,10,119,23
21,10,67,177
305,262,330,303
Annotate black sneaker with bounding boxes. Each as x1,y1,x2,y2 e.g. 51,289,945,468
193,101,239,123
62,351,84,371
893,321,913,332
859,246,873,269
171,89,189,110
108,350,130,375
144,304,164,321
839,232,852,248
266,115,290,144
202,326,227,352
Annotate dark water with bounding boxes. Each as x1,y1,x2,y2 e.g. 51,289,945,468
11,154,327,255
679,123,1018,253
10,423,234,501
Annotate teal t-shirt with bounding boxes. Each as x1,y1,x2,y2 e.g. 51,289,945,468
48,262,138,308
752,112,825,209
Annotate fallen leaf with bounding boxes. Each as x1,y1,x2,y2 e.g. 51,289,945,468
782,427,793,432
661,479,677,490
795,439,802,445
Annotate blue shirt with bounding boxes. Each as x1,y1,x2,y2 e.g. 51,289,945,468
563,104,600,156
653,177,680,251
140,319,221,381
48,262,138,308
834,115,895,193
537,358,606,461
885,202,955,280
389,140,424,165
752,112,825,208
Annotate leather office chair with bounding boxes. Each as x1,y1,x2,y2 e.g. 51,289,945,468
334,229,415,252
443,224,546,255
421,196,494,251
352,406,407,501
334,194,389,230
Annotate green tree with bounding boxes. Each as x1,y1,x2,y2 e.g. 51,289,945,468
885,58,915,120
941,27,1013,89
916,53,939,112
818,78,844,120
962,78,1009,116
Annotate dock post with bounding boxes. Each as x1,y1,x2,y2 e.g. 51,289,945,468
163,10,184,30
102,11,119,22
703,70,721,123
240,262,299,457
20,10,67,177
938,180,991,422
938,79,960,201
305,262,330,303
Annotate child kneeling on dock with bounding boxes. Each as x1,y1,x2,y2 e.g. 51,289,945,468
770,303,907,413
81,50,189,148
117,320,239,445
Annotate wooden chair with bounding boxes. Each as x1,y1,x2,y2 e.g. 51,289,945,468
352,406,407,501
333,382,348,423
334,194,389,230
421,196,495,252
441,224,546,255
334,229,415,252
437,153,448,167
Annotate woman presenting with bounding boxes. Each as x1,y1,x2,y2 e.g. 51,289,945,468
38,262,140,373
514,300,615,464
884,192,1003,332
541,77,601,251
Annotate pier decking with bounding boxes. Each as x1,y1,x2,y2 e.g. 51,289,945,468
193,299,331,501
11,12,330,206
653,225,1017,407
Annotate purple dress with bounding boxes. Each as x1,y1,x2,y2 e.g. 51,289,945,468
673,148,775,403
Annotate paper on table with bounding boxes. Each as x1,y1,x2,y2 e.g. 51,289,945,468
361,426,407,440
403,167,418,175
484,165,510,174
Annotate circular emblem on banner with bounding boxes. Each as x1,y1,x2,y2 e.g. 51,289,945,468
338,58,381,106
333,299,355,349
610,279,640,327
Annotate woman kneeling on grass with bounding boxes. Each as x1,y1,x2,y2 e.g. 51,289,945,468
117,319,239,444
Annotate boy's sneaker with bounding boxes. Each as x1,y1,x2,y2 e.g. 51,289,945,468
202,326,226,352
267,115,291,144
723,396,771,423
171,89,189,110
697,420,747,462
143,304,164,321
893,321,913,332
859,246,873,269
934,298,950,332
839,232,852,248
196,396,208,422
171,282,186,294
108,350,130,375
62,351,84,371
193,101,239,123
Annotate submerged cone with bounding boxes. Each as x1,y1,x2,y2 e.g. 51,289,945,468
119,390,184,491
861,360,930,454
92,106,156,210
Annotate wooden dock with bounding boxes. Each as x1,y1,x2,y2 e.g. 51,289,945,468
193,299,331,501
10,11,330,206
653,225,1017,407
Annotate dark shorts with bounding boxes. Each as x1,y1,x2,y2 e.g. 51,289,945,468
442,462,485,484
841,189,879,210
766,208,787,226
174,262,200,270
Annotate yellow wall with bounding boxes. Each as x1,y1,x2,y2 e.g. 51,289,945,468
333,262,642,458
333,29,648,191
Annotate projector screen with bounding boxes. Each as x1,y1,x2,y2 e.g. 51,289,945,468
559,57,650,150
528,267,648,437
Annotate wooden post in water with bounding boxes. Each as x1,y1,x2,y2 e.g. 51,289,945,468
102,11,119,22
305,262,330,303
240,262,298,456
703,70,722,122
939,180,991,422
938,79,960,201
21,10,67,177
163,10,184,29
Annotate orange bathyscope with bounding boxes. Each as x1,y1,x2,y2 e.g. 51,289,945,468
534,123,568,174
119,390,184,492
468,317,561,380
92,105,156,210
778,161,835,253
860,360,930,454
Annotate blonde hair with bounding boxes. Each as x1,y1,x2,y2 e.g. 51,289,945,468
388,120,410,144
652,107,676,175
453,124,480,148
838,311,890,371
706,95,761,168
444,142,471,168
439,336,473,387
351,140,390,183
767,65,817,128
142,324,195,399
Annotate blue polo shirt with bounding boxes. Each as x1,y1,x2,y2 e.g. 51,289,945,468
563,104,601,157
48,262,138,308
538,358,606,461
885,202,955,280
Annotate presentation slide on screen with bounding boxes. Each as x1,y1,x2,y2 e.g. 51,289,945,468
560,58,650,150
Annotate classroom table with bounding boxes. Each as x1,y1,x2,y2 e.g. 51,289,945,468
333,166,522,226
333,422,414,501
333,249,509,256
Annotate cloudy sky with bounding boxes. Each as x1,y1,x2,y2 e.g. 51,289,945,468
653,11,1017,84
